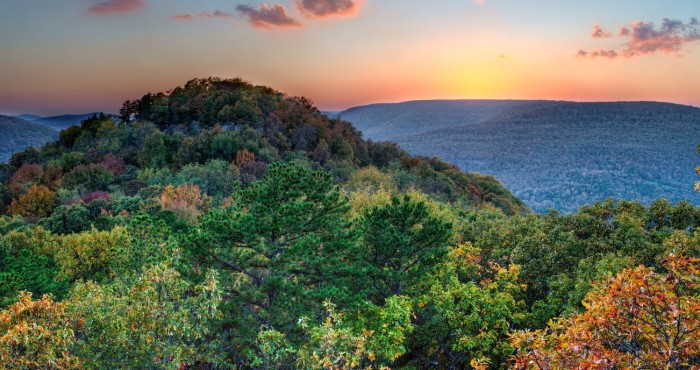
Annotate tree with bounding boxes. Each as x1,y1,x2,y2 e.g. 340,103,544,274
408,244,526,368
68,263,223,369
38,202,91,235
0,292,79,369
510,253,700,369
358,195,452,301
160,183,211,222
54,227,131,282
8,184,56,220
189,163,358,345
0,227,67,306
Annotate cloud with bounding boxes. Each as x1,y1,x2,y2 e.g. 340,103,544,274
297,0,360,18
497,54,511,60
622,18,700,57
172,14,196,21
578,17,700,59
89,0,145,15
172,10,234,22
473,0,485,4
576,49,618,59
591,23,612,38
236,4,302,29
198,10,235,19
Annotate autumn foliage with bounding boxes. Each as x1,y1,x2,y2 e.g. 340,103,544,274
510,253,700,369
8,184,56,219
0,292,79,369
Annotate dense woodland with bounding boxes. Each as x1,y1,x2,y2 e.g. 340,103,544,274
1,78,700,369
339,100,700,212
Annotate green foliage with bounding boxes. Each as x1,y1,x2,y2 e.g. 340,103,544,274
68,263,223,369
54,227,132,282
38,202,90,234
189,163,359,347
0,228,68,306
2,77,699,369
358,195,452,301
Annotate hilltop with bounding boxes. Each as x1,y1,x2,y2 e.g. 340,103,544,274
338,100,700,212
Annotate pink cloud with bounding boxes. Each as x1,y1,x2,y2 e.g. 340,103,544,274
89,0,145,15
236,3,302,29
591,23,612,38
172,11,234,22
297,0,360,18
622,18,700,57
172,14,196,21
578,17,700,59
198,10,235,19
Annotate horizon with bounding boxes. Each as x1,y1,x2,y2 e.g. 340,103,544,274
1,1,699,115
3,95,700,118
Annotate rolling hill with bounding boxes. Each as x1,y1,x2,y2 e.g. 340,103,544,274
338,100,700,213
31,113,109,130
0,115,58,162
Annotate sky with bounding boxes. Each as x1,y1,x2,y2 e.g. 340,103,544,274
0,0,698,116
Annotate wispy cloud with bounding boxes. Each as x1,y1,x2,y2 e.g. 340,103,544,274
297,0,360,18
172,11,234,22
172,14,196,21
89,0,145,15
199,10,235,19
575,49,618,59
236,4,302,29
578,17,700,59
591,23,612,38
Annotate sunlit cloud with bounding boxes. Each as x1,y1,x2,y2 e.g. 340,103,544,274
199,10,235,19
591,24,612,38
297,0,360,18
88,0,145,15
172,11,235,22
172,14,196,21
622,18,700,57
578,17,700,59
236,3,302,29
575,49,618,59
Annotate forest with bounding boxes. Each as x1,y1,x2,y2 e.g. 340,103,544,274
1,77,700,369
339,100,700,213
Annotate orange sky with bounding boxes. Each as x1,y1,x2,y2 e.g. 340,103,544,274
0,0,698,115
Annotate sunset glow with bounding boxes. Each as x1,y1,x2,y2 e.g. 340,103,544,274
0,0,698,115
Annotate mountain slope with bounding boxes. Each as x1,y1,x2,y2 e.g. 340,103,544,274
0,115,58,162
34,113,109,130
338,100,555,140
16,114,42,121
338,100,700,213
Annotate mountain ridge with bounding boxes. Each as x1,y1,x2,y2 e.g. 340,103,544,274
338,99,700,212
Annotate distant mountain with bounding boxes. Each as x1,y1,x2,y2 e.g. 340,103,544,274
16,114,42,121
0,115,58,162
28,113,111,130
338,100,700,213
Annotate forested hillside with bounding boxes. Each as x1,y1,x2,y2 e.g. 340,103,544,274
0,115,57,162
2,78,700,369
339,100,700,212
27,113,111,131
